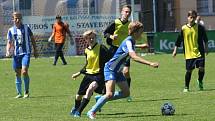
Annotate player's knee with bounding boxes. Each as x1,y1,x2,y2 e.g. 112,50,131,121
123,70,130,76
89,81,98,90
22,70,28,76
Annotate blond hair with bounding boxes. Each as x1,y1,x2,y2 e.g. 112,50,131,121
83,30,96,38
128,21,143,35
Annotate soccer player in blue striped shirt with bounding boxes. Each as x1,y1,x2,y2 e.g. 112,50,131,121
6,12,38,98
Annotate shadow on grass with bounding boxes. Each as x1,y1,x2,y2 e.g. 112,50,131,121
96,112,191,119
98,112,160,118
112,97,180,103
30,94,70,98
132,97,180,103
201,88,215,92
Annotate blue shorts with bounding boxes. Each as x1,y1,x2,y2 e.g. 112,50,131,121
104,64,126,82
13,54,30,70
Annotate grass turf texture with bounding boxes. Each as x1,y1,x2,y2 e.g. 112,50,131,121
0,53,215,121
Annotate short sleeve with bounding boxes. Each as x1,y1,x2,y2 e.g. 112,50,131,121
7,29,13,42
126,40,134,52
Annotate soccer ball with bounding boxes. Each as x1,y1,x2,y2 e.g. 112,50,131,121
161,102,175,115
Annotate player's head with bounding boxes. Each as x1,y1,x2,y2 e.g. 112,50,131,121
187,10,197,24
12,12,22,27
56,15,62,23
83,30,97,45
128,21,144,40
121,5,132,21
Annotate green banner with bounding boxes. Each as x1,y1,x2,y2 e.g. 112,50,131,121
153,30,215,53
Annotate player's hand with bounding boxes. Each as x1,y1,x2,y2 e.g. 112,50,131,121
172,51,177,58
48,37,52,42
72,75,78,80
72,73,80,80
150,62,159,68
5,51,11,57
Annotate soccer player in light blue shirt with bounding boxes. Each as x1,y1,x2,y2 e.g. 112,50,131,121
87,21,159,119
6,12,38,98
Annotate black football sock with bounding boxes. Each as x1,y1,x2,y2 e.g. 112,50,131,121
74,99,81,110
77,98,90,114
185,71,192,89
126,78,131,88
198,70,205,83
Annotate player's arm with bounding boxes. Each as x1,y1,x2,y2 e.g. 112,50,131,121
79,53,88,74
104,22,117,45
129,51,159,68
5,30,14,57
48,24,55,42
29,27,38,58
72,53,88,79
6,40,14,57
126,40,158,68
64,22,72,38
135,43,149,48
172,30,183,57
31,35,38,58
72,72,81,80
65,24,74,45
201,25,209,55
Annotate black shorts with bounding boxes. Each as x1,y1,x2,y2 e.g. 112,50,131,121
77,74,105,95
186,57,205,70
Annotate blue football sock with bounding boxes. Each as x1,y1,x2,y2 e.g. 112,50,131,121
89,96,107,113
23,75,30,93
15,76,22,95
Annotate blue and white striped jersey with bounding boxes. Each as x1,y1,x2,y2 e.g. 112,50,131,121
7,24,33,56
106,36,135,72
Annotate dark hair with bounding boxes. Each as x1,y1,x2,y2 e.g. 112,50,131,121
121,5,132,11
187,10,197,17
56,15,61,19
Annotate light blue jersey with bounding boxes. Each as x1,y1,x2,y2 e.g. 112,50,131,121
7,24,33,56
106,36,135,72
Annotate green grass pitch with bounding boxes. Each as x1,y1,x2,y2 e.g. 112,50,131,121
0,53,215,121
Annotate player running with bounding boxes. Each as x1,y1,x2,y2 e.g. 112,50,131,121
87,21,159,119
70,30,110,117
